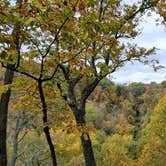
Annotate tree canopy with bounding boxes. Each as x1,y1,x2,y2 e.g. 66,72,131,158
0,0,164,165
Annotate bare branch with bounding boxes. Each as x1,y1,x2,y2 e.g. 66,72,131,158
39,17,69,79
62,46,87,64
29,38,44,57
80,78,100,103
1,62,38,81
18,129,28,143
43,17,69,59
42,64,59,82
57,82,68,102
15,38,21,69
99,0,104,20
59,64,70,80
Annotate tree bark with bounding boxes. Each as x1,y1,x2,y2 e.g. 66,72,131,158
133,100,143,139
10,118,21,166
80,132,96,166
0,0,22,163
66,78,98,166
38,81,57,166
10,110,27,166
74,112,96,166
0,68,14,166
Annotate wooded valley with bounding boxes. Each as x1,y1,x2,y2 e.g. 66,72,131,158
0,0,165,165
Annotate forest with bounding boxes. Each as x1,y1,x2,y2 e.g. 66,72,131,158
0,0,165,166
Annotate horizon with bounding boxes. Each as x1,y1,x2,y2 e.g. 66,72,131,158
111,12,166,84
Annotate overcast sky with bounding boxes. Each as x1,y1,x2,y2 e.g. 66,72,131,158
111,12,166,84
10,0,165,84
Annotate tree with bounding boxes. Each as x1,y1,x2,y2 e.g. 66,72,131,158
0,0,160,165
9,110,28,166
101,134,134,166
116,84,129,99
0,0,23,164
56,0,159,165
139,95,166,166
156,0,166,22
130,83,146,98
0,67,14,165
98,77,114,90
0,0,70,164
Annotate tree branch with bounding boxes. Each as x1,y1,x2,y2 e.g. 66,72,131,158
115,0,159,38
43,17,69,59
29,38,44,57
99,0,104,20
1,62,38,81
42,64,59,82
62,46,87,64
39,17,69,79
80,78,100,103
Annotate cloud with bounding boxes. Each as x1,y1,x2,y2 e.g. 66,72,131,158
111,11,166,84
112,69,166,84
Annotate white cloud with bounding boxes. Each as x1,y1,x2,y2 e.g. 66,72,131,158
153,38,166,50
112,69,166,83
111,11,166,83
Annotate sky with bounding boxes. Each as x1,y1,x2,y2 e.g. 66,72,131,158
10,0,166,84
111,12,166,84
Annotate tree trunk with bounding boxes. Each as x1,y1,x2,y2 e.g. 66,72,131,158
80,132,96,166
10,118,20,166
74,113,96,166
10,110,27,166
132,100,143,159
133,101,142,139
38,81,57,166
0,68,14,166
